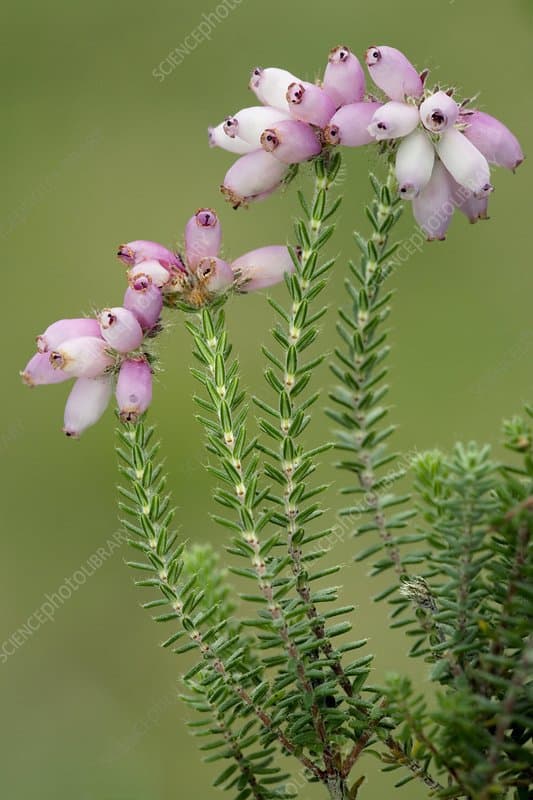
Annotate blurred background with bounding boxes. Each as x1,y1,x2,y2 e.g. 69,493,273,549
2,0,532,797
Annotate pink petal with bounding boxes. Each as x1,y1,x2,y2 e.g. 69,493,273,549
249,67,300,111
324,101,383,146
395,129,435,199
436,128,492,197
367,101,419,141
462,110,524,171
37,317,101,353
412,160,455,241
116,359,153,423
98,307,144,354
21,352,71,386
221,149,289,208
184,208,222,269
127,259,171,288
286,81,336,128
261,120,321,164
231,246,294,292
63,376,112,438
365,45,423,101
323,45,366,107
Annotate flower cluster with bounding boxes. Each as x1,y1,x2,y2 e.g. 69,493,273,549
21,209,293,437
211,44,523,238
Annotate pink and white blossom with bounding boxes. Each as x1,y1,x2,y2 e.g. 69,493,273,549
395,129,435,199
222,106,292,147
123,274,163,330
323,45,366,107
462,111,523,171
436,127,492,197
286,81,336,128
365,45,424,101
49,336,114,378
221,149,289,208
127,259,171,288
37,318,101,353
184,208,222,268
116,359,153,423
63,376,112,438
117,240,184,272
21,352,71,386
98,307,144,353
249,67,300,111
231,245,294,291
261,120,321,163
367,101,420,140
324,102,383,147
412,160,455,241
419,90,459,133
195,257,235,293
208,123,256,154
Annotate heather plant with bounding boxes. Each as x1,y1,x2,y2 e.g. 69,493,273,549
21,43,531,800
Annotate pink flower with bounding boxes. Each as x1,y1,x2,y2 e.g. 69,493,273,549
231,246,294,291
395,129,435,199
249,67,300,111
21,352,71,386
260,120,322,163
419,91,459,133
116,359,153,423
323,45,366,107
412,160,455,241
367,101,420,140
461,110,524,171
286,81,336,128
37,317,101,353
184,208,222,268
117,240,184,272
324,102,383,147
195,257,235,293
98,307,144,354
63,376,112,438
49,336,115,378
123,274,163,330
127,259,172,289
436,128,492,197
219,106,292,148
221,149,289,208
365,45,424,101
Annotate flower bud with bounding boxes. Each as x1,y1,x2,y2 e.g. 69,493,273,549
127,259,171,288
184,208,222,269
367,101,420,140
323,45,366,107
221,150,289,208
63,376,112,438
436,128,492,197
98,307,144,353
223,106,292,146
412,160,455,241
462,111,524,171
195,257,235,293
261,120,321,163
324,102,383,146
231,246,294,292
117,240,184,272
419,91,459,133
286,82,336,128
49,336,114,378
21,352,71,386
116,359,153,423
365,45,424,101
208,122,256,154
123,274,163,330
395,129,435,199
249,67,300,111
37,318,101,353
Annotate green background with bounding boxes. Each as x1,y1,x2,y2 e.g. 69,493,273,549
2,0,532,797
